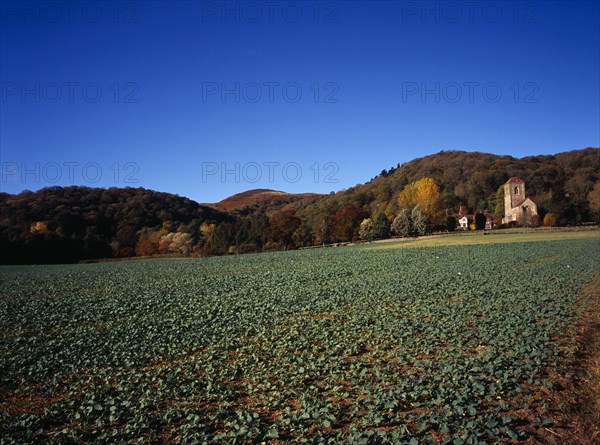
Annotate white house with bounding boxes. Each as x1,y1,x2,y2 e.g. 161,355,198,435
458,216,469,230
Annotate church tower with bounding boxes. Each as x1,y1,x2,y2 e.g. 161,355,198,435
504,178,525,211
503,177,537,225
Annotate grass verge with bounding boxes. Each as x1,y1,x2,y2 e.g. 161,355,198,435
367,230,600,250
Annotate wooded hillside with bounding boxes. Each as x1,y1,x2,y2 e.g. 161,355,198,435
1,148,598,263
0,187,230,264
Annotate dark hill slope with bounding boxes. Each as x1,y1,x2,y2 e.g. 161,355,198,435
0,186,230,263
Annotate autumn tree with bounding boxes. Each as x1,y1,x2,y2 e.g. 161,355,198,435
392,206,427,237
135,227,162,255
268,209,300,248
333,205,370,242
397,182,419,210
359,218,373,241
30,221,49,234
312,217,333,246
397,177,443,224
135,239,158,256
244,214,269,247
160,232,193,254
543,213,558,227
199,223,216,245
207,222,235,255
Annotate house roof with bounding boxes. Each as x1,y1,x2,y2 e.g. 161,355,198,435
506,177,524,184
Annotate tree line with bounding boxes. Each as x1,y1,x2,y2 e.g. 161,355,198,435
1,148,599,264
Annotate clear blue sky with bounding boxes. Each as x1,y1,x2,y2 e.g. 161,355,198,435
1,0,599,203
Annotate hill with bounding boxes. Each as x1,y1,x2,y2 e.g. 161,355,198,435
291,148,600,232
0,186,231,264
1,147,598,263
206,189,324,214
172,147,600,254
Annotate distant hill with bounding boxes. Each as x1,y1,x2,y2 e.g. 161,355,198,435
206,189,324,214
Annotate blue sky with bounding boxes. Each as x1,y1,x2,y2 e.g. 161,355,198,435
1,0,599,203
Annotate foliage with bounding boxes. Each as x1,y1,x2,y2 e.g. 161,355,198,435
391,207,427,237
333,205,370,242
391,209,412,238
29,221,49,233
397,177,443,223
268,209,301,248
309,148,599,227
371,212,390,240
492,186,505,219
475,213,487,230
0,186,230,264
589,180,600,223
358,218,373,241
135,239,158,256
292,222,313,248
1,148,599,264
411,206,427,236
212,189,323,215
529,215,541,227
161,232,194,255
446,216,457,232
543,213,558,227
0,238,598,443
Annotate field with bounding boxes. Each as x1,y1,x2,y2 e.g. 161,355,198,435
1,232,599,444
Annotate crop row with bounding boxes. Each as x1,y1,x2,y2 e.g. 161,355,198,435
0,238,598,443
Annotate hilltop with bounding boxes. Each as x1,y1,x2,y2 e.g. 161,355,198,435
205,189,323,214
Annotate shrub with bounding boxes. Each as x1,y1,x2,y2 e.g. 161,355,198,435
543,213,558,227
359,218,374,241
446,216,457,232
475,213,487,230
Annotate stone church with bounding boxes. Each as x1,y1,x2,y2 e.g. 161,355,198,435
502,178,538,225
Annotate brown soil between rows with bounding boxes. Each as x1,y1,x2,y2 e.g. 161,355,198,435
522,273,600,444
